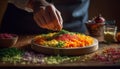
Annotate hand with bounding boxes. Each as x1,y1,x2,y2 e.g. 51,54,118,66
33,4,63,31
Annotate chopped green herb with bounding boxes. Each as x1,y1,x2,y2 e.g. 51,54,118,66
56,41,65,48
53,30,70,38
0,47,24,64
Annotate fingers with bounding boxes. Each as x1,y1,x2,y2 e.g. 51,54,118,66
56,10,63,28
34,7,48,29
46,5,62,31
34,8,55,30
33,4,63,31
44,7,55,30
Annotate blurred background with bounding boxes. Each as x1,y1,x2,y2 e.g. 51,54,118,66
89,0,120,31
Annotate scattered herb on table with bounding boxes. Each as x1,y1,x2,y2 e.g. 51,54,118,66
44,55,80,64
22,52,81,65
0,48,86,65
21,51,45,64
1,47,120,65
0,47,24,64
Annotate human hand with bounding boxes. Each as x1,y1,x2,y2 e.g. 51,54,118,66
33,4,63,31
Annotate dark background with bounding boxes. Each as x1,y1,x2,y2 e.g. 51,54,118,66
89,0,120,31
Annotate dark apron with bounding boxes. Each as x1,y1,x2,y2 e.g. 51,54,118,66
0,0,90,34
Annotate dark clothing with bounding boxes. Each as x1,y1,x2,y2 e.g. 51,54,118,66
0,3,52,34
0,0,90,34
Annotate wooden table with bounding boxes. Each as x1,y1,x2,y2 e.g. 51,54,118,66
0,35,120,69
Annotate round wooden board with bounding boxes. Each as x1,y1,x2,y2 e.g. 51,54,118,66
31,38,99,56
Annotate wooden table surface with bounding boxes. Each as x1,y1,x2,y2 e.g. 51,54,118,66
0,35,120,68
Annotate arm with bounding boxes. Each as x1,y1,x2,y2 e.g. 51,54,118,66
9,0,63,31
27,0,63,31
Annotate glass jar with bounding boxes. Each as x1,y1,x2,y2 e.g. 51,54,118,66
104,20,117,43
